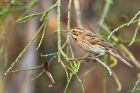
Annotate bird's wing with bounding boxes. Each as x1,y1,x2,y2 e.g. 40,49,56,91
85,31,116,50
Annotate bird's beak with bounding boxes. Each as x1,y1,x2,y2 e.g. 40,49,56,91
71,34,76,39
68,32,75,39
70,34,77,40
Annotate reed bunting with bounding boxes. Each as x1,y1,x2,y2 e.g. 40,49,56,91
69,27,133,67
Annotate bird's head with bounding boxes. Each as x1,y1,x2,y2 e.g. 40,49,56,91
70,28,84,40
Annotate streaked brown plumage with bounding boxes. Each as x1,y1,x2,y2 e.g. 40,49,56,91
70,27,133,67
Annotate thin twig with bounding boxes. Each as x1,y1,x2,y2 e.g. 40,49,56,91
131,78,140,93
95,58,112,76
57,0,61,62
82,65,96,77
98,0,113,26
128,23,139,46
96,0,112,34
74,0,83,27
101,24,140,68
67,0,72,32
112,73,122,91
69,56,112,76
66,0,75,58
10,64,44,72
16,2,58,23
61,38,69,49
41,52,57,57
40,2,58,21
68,41,75,58
64,74,73,93
56,0,70,77
119,44,140,68
36,22,47,50
49,0,70,77
16,12,42,23
48,55,57,63
3,23,45,76
32,70,45,80
75,74,86,93
107,20,139,39
127,10,140,26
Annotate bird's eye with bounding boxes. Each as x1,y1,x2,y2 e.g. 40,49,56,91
72,30,79,36
74,32,79,36
71,29,81,37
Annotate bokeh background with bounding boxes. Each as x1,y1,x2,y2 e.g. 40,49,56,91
0,0,140,93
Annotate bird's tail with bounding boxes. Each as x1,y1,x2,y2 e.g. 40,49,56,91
108,50,133,67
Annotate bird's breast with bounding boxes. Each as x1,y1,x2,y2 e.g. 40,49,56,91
90,45,106,55
78,41,106,55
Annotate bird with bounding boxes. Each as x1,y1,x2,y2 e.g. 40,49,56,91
69,27,133,67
